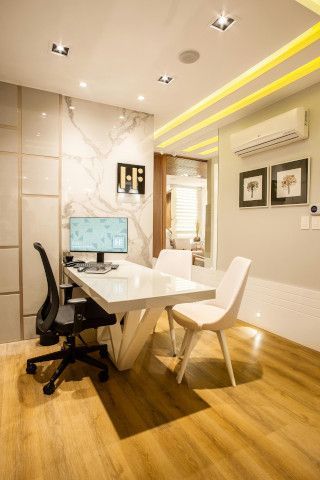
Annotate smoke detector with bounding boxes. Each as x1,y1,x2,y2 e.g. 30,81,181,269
179,50,200,64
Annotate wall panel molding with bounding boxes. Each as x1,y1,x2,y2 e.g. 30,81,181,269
191,266,320,351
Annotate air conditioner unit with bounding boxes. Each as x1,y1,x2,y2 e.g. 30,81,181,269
231,107,308,157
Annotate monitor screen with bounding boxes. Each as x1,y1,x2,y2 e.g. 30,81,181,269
70,217,128,253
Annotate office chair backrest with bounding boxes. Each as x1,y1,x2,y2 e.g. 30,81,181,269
33,242,60,333
214,256,251,329
155,249,192,280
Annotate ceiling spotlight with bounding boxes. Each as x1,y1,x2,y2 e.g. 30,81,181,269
68,106,75,110
79,81,87,88
137,95,145,101
158,74,173,85
210,15,235,31
41,112,47,117
51,43,69,56
119,115,125,119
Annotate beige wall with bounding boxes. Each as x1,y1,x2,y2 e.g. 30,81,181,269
218,82,320,290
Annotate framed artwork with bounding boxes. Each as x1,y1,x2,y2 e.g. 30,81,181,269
239,167,268,208
117,163,145,194
270,158,309,206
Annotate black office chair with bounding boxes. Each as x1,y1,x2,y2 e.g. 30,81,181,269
26,242,117,395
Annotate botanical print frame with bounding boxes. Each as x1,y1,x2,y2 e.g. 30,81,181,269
239,167,268,208
117,163,145,194
270,158,310,207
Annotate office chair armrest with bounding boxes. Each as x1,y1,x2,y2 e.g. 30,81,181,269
60,283,77,305
60,283,77,289
68,298,87,334
67,298,87,304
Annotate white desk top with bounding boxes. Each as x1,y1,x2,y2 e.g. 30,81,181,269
64,260,215,313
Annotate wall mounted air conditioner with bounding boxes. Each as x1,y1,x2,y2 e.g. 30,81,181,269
231,107,308,157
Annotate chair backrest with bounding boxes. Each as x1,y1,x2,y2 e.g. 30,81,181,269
154,249,192,280
33,242,60,333
214,256,251,329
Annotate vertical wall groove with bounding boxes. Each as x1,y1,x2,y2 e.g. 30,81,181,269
17,85,24,339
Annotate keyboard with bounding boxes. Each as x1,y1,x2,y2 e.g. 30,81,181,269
76,262,119,274
85,262,112,269
86,265,112,274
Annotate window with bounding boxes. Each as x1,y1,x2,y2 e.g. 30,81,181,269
171,186,201,238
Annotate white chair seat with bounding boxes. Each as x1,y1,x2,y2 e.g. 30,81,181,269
173,256,251,385
172,303,226,331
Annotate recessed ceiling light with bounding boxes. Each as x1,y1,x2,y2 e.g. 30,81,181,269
119,115,125,119
137,95,145,101
210,15,235,31
69,106,75,110
79,81,87,88
158,74,173,84
51,43,69,56
41,112,47,117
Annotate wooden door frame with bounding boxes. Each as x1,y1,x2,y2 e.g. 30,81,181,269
153,153,167,258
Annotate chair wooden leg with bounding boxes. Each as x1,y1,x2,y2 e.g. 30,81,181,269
166,307,177,356
179,329,189,357
177,330,199,384
217,330,236,387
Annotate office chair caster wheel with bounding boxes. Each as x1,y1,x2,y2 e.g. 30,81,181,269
98,369,109,382
26,363,37,374
43,382,56,395
99,345,108,359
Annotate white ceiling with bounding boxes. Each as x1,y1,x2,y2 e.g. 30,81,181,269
0,0,319,158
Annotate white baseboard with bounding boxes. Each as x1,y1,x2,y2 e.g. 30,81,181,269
191,266,320,352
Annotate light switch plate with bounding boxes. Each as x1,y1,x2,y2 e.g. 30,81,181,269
311,216,320,230
300,215,310,230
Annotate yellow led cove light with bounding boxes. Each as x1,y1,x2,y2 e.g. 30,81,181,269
154,22,320,140
295,0,320,15
157,56,320,148
199,146,219,156
183,135,218,153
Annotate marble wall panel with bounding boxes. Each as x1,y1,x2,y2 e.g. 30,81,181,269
62,97,154,266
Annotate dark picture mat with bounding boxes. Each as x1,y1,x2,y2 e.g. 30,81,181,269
239,167,268,208
271,158,309,206
117,163,145,194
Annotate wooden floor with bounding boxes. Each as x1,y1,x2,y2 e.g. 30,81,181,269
0,314,319,480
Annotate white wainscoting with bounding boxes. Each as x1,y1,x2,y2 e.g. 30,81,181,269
191,265,320,352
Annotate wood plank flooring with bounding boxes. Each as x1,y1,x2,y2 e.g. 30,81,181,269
0,314,319,480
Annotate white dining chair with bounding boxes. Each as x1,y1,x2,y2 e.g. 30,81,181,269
172,256,251,385
154,249,193,356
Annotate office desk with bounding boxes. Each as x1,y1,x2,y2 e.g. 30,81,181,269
64,261,215,370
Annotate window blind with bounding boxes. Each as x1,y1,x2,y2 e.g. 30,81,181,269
172,186,200,237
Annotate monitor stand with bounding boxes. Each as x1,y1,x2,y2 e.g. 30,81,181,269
96,252,105,263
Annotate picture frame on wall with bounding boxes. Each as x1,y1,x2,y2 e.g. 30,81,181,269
270,157,310,207
239,167,268,208
117,163,145,194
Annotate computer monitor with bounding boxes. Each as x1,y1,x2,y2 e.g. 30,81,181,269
70,217,128,262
